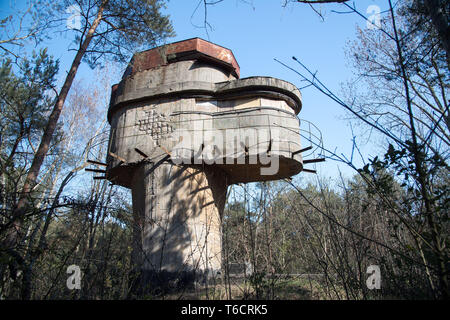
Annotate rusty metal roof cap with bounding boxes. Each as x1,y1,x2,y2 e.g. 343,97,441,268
123,38,240,79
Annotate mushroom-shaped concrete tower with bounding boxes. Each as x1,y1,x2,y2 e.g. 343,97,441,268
105,38,304,291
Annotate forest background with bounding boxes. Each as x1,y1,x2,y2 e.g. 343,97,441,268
0,0,448,300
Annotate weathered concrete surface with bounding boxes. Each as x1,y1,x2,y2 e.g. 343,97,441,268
105,38,304,290
130,162,227,292
109,73,301,120
107,86,303,186
123,37,240,78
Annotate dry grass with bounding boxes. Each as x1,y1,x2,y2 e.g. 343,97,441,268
152,277,345,300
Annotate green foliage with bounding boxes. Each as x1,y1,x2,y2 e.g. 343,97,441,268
0,49,59,209
53,0,175,68
0,49,59,153
402,0,450,68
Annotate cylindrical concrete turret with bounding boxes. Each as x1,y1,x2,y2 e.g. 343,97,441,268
106,38,303,291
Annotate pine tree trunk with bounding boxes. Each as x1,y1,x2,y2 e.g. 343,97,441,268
7,1,108,300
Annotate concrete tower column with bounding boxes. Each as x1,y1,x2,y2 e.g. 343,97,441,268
130,161,227,291
105,38,304,293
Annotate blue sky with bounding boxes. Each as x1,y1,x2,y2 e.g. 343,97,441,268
164,0,386,180
1,0,388,182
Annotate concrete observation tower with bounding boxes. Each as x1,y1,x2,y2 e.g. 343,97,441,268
102,38,314,291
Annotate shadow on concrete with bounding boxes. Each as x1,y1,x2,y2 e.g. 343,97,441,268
129,162,228,297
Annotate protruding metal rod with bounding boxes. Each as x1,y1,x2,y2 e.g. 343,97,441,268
85,168,107,173
109,152,126,163
292,146,313,156
161,154,171,162
134,148,148,158
193,143,204,159
160,145,172,156
267,139,272,153
87,159,107,167
145,155,171,176
302,168,317,174
303,158,325,164
240,142,249,156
